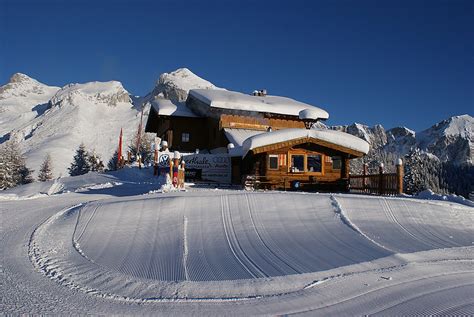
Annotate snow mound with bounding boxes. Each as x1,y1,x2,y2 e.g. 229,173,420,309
414,189,474,207
299,108,326,121
242,128,370,157
150,97,198,117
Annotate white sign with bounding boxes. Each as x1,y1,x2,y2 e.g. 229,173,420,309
158,153,171,167
182,154,231,184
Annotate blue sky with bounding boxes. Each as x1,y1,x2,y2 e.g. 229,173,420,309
0,0,472,131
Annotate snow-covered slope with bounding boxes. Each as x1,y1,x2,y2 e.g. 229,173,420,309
3,186,472,314
0,73,60,139
148,68,222,103
7,80,145,177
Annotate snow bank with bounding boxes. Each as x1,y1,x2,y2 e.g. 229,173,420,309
242,128,370,157
189,89,329,119
414,189,474,207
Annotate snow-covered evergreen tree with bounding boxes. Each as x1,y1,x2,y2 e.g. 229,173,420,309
128,129,154,165
68,143,91,176
38,153,54,181
0,140,33,189
87,150,104,172
403,148,443,195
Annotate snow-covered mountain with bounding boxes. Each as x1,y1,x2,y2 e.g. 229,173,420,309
0,73,60,139
146,68,222,103
330,115,473,166
416,115,473,165
5,80,145,177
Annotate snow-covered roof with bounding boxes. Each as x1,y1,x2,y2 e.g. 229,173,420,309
242,128,370,157
223,128,265,146
150,97,198,118
189,89,329,119
299,108,324,121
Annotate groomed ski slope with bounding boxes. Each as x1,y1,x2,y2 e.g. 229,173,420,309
2,188,473,315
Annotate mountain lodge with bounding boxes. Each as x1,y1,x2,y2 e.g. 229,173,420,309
145,89,369,190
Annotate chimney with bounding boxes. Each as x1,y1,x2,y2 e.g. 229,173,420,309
251,89,268,97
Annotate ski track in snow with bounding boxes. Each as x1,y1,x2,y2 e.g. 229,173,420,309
2,191,473,314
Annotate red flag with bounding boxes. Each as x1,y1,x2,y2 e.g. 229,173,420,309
118,128,123,166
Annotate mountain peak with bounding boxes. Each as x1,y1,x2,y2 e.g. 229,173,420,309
8,73,37,84
0,73,59,101
152,67,221,103
50,80,131,108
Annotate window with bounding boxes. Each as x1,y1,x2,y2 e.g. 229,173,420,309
181,133,190,143
332,156,342,170
291,155,305,172
268,155,278,170
307,154,322,173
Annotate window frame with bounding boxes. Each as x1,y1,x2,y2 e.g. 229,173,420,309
267,154,279,170
306,154,323,173
181,132,190,143
331,156,342,170
288,152,324,175
289,153,305,173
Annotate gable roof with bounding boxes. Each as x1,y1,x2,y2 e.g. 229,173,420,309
242,128,370,157
189,89,329,119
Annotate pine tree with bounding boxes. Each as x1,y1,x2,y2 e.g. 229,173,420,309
38,153,54,181
0,139,34,189
68,143,91,176
87,150,104,172
107,150,119,171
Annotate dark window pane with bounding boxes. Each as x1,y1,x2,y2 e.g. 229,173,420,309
332,156,342,169
291,155,304,172
307,155,322,172
269,155,278,169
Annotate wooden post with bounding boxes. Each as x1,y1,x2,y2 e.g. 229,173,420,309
180,161,186,189
378,162,384,195
363,163,368,193
396,158,404,195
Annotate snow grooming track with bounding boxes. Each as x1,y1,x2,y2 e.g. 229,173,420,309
335,195,474,253
22,191,474,313
220,194,263,278
183,215,189,281
330,195,396,253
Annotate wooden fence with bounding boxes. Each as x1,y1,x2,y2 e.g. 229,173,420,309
349,162,404,196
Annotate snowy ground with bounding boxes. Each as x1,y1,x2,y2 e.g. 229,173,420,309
1,171,473,315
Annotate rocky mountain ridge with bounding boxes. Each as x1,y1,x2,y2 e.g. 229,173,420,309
328,115,473,166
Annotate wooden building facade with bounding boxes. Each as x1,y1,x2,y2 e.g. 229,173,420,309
240,130,368,191
145,89,369,190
